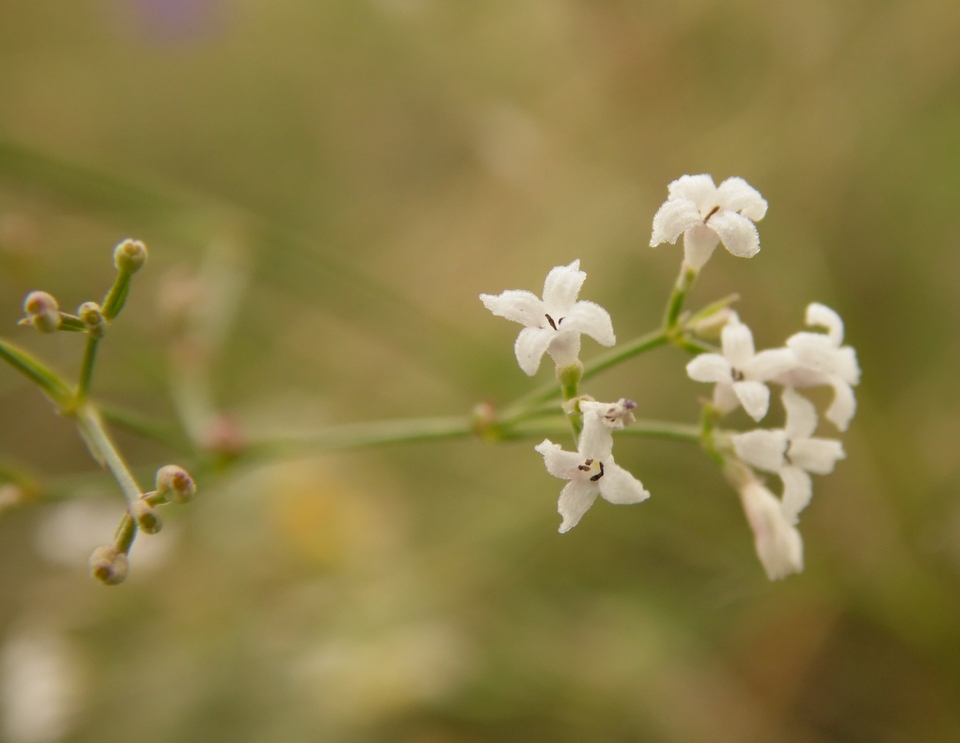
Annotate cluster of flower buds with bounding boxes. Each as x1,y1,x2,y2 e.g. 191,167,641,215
481,174,860,580
89,464,196,586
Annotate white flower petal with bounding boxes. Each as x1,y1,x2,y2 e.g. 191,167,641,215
713,381,741,413
667,174,717,212
782,387,818,440
546,329,582,369
598,461,650,505
733,429,788,472
722,321,756,370
733,380,771,421
562,300,615,346
709,210,760,259
682,224,720,270
833,346,861,386
686,353,733,383
542,260,585,314
535,439,582,479
650,198,703,246
805,302,844,345
577,412,614,462
514,327,554,375
739,481,804,580
558,480,601,533
480,290,544,327
779,466,813,524
717,177,768,221
745,348,799,382
826,379,857,431
789,438,845,475
787,332,841,374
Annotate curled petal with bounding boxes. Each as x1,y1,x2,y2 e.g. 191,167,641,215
650,198,703,246
779,466,813,524
722,321,756,370
709,210,760,259
542,260,585,314
667,174,717,212
686,353,733,383
598,461,650,505
746,348,799,382
514,327,554,376
717,177,768,221
480,289,544,327
535,439,582,479
740,481,804,580
789,437,845,475
558,480,600,533
782,387,818,440
682,224,720,270
733,429,788,472
562,300,615,347
805,302,844,345
733,380,771,421
826,379,857,431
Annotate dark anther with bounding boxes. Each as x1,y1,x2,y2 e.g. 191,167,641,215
556,317,563,325
732,369,744,382
705,205,721,221
545,314,558,330
578,458,594,472
589,462,605,482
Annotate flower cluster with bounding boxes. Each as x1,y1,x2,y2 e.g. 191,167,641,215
481,174,860,580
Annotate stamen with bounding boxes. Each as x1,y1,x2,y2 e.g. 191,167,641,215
590,462,605,482
732,369,744,382
705,205,721,221
545,314,558,330
577,458,594,472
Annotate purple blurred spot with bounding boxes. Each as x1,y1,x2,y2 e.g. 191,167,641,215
135,0,226,41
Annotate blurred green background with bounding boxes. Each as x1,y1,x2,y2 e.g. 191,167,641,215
2,1,960,741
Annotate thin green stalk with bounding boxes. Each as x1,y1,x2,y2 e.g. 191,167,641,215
75,336,100,403
114,513,137,554
663,263,699,330
557,363,584,440
73,406,144,508
0,339,72,404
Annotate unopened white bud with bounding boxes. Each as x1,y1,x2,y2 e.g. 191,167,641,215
130,499,162,534
78,301,107,338
155,464,196,504
21,291,61,333
113,239,148,273
90,545,129,585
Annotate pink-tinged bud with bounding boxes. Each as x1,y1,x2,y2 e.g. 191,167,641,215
90,545,129,585
113,239,148,273
22,291,61,333
130,499,162,534
78,301,107,338
155,464,197,504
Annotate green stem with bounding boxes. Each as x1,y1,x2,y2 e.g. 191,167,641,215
101,271,133,321
75,336,100,403
72,405,144,508
557,363,584,440
663,263,699,330
114,513,137,554
0,338,72,404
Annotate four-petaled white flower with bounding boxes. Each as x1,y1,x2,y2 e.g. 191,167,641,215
480,260,615,376
535,401,649,533
685,313,797,421
733,387,846,524
650,175,768,270
738,477,804,581
777,303,861,431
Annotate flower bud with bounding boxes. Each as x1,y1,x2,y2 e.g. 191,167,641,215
130,499,162,534
21,291,61,333
155,464,197,504
113,239,148,273
77,301,107,338
90,545,129,585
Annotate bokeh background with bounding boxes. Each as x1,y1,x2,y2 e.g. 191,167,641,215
2,1,960,741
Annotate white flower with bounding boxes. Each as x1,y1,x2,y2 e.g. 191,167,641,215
685,313,797,421
650,175,768,270
738,478,804,581
535,402,649,533
579,398,636,430
780,303,861,431
733,388,846,523
480,260,615,376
